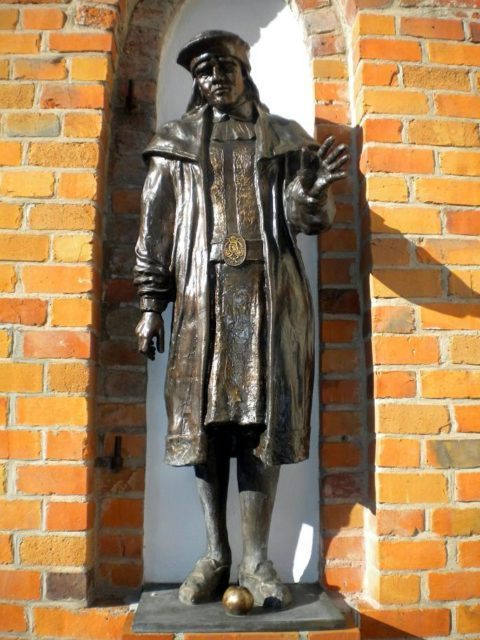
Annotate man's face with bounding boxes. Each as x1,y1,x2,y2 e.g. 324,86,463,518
194,56,245,110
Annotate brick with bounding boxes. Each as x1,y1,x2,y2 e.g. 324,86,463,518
357,61,399,87
363,118,402,143
441,151,480,177
422,370,480,398
0,234,48,261
418,238,480,265
449,269,480,297
29,142,99,169
5,113,60,138
101,498,143,528
70,56,110,82
416,178,480,206
0,535,12,564
458,604,480,635
0,142,22,166
459,540,480,567
451,336,480,364
22,266,95,293
436,94,480,119
0,499,41,529
0,60,8,78
320,502,361,531
432,507,480,535
378,472,448,504
16,397,89,427
359,38,421,62
321,319,358,343
378,404,450,435
320,258,354,286
51,299,95,328
429,571,480,600
324,535,363,562
33,608,128,639
428,41,480,65
46,430,92,461
99,533,142,559
0,604,26,632
0,569,41,600
320,229,356,253
373,335,439,365
315,81,347,102
378,438,420,467
46,572,91,601
313,58,347,79
422,304,480,330
427,439,480,468
24,330,92,359
0,33,39,54
321,347,358,373
378,540,447,571
372,305,414,333
0,9,18,29
40,84,106,109
0,363,42,393
58,173,98,200
401,17,464,39
360,608,450,638
375,371,415,399
371,268,441,298
371,205,441,235
29,204,96,231
321,442,361,468
356,13,395,35
321,379,359,404
403,65,469,91
64,113,103,139
14,57,66,80
20,535,90,567
456,406,480,433
17,465,89,495
0,298,47,325
48,362,93,393
0,171,54,197
315,103,349,124
0,204,21,229
0,430,41,459
366,176,408,202
75,5,117,29
322,411,360,436
23,8,65,29
50,32,113,52
53,235,95,263
448,220,479,256
361,89,428,116
324,566,362,593
457,472,480,501
377,574,420,605
47,502,93,531
408,119,480,147
362,146,433,174
376,509,424,536
0,332,9,358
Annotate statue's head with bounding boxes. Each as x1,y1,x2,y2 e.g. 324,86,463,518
177,30,263,113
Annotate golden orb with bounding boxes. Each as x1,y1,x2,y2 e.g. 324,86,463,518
222,585,254,615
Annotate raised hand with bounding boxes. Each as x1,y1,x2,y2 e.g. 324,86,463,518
135,311,164,360
299,136,350,198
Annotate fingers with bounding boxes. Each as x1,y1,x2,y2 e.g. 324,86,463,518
326,153,350,172
318,135,335,158
155,330,165,354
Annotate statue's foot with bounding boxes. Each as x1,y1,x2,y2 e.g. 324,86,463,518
179,556,230,605
238,560,292,610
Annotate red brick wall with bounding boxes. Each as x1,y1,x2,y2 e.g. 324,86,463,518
0,0,479,637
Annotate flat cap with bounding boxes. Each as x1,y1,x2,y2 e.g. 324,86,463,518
177,30,250,73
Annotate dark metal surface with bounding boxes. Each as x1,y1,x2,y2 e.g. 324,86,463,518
133,583,346,632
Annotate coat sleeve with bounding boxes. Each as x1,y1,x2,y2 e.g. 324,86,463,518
283,151,336,236
133,156,177,312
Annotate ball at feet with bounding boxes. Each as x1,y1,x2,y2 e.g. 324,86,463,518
222,586,254,615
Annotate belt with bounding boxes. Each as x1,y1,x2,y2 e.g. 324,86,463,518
210,237,264,265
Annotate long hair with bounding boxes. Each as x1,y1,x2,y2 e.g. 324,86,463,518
185,68,269,115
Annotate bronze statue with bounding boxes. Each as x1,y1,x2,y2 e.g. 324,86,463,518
134,30,349,610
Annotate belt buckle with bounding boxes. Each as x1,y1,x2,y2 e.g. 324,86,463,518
222,234,246,267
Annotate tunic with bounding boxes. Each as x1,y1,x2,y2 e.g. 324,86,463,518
205,116,266,429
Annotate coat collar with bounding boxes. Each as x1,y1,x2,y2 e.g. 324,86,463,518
143,105,317,163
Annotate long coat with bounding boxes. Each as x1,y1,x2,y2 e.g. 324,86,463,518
134,105,334,467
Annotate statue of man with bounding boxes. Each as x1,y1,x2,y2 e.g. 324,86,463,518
134,30,349,609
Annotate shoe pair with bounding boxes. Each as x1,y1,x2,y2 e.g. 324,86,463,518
179,556,291,609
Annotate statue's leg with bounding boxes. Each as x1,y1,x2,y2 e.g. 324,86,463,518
178,434,231,604
237,448,292,609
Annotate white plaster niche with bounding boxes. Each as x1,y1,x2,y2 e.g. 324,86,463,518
144,0,320,585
